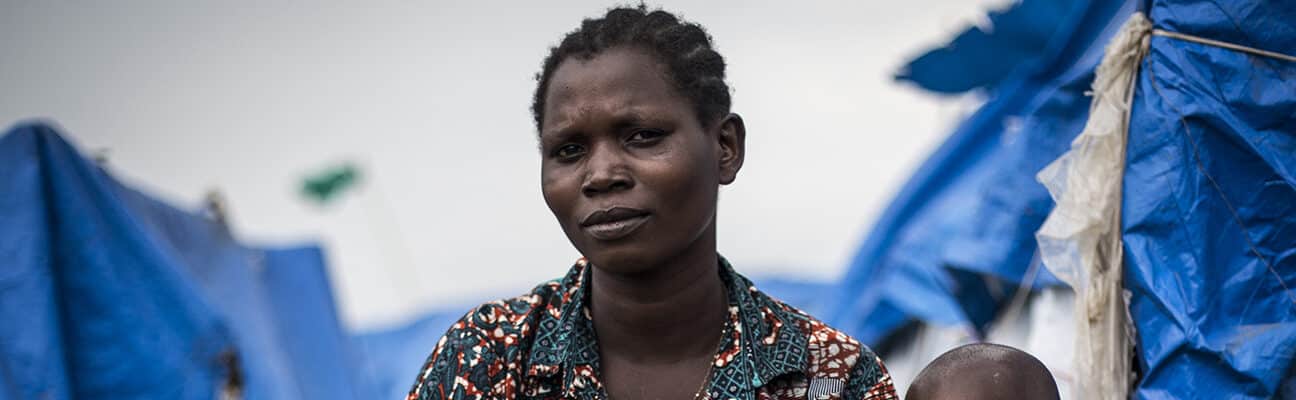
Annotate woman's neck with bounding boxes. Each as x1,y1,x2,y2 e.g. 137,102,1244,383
588,236,729,363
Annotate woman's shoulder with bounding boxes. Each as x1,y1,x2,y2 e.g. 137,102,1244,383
448,277,571,341
441,259,590,349
750,287,891,389
409,279,574,400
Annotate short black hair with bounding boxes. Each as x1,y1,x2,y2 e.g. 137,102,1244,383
907,343,1060,400
531,5,731,131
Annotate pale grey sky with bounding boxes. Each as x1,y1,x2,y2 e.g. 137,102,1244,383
1,1,1000,329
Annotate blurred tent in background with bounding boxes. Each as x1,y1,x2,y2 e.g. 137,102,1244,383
823,0,1138,394
0,123,367,399
3,0,1294,398
824,0,1296,398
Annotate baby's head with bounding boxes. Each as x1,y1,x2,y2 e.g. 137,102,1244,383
906,343,1059,400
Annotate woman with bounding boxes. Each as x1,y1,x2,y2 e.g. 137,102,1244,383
408,6,896,400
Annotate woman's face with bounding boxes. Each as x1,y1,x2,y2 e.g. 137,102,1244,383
539,47,743,275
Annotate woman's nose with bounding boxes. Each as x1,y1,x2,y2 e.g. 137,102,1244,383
581,146,634,196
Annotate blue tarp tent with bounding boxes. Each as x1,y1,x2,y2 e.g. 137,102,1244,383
831,0,1296,397
261,246,367,400
0,122,366,399
1124,0,1296,397
1,123,235,399
110,160,302,400
827,0,1136,346
353,311,464,400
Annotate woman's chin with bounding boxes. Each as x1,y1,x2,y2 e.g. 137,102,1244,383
581,248,662,276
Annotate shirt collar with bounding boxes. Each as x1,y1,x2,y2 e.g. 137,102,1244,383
524,256,810,397
715,256,810,390
523,258,601,398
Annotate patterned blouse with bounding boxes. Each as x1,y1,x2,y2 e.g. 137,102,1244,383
407,257,897,400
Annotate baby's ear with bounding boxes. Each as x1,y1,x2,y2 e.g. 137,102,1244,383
716,113,746,185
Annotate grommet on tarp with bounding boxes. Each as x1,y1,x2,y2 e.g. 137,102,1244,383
204,190,231,229
91,147,111,166
217,349,244,400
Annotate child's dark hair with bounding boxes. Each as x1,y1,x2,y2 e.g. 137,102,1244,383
531,5,731,130
907,343,1061,400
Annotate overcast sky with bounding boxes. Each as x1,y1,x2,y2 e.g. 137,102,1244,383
2,0,1001,330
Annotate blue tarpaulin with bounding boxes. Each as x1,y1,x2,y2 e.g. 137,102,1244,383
111,163,301,400
1124,0,1296,397
834,0,1296,397
0,122,367,399
353,311,463,400
261,246,367,400
1,123,234,399
895,0,1077,94
828,0,1136,346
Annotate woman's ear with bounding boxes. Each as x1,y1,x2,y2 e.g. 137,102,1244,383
716,113,746,185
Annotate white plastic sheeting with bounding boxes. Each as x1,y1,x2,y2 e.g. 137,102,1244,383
1035,12,1151,400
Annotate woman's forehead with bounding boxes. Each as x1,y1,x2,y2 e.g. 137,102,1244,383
541,48,691,132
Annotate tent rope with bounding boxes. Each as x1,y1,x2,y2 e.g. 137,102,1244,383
1152,29,1296,63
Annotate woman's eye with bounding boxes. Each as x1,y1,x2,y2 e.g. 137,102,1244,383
627,129,665,144
554,144,585,160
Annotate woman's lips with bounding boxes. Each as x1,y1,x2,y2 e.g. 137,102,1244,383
580,207,651,241
582,214,650,240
